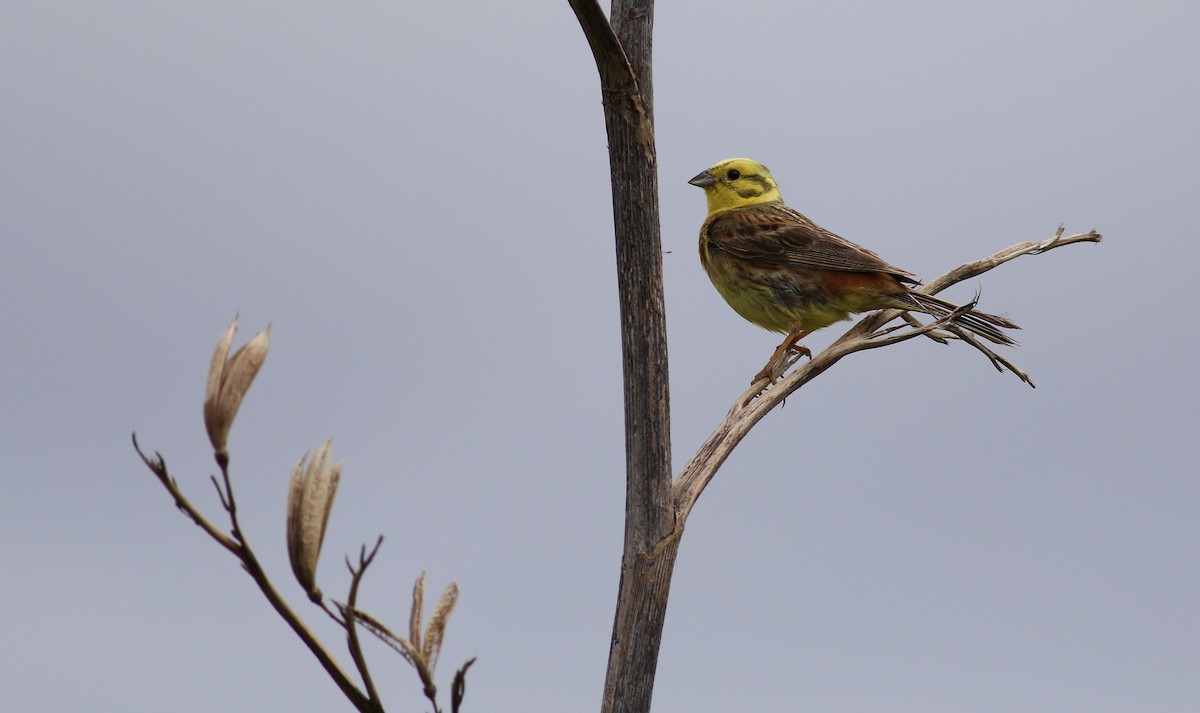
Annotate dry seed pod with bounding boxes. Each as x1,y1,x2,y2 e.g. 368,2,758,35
410,571,426,653
202,316,270,460
286,439,341,601
423,581,459,675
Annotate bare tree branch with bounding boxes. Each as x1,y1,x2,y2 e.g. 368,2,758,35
132,433,374,712
671,228,1103,521
569,3,674,713
344,538,386,713
133,434,240,556
342,570,463,713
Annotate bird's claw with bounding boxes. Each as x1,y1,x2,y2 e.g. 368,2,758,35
752,345,812,386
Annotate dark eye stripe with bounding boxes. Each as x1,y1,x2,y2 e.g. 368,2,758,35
733,174,773,198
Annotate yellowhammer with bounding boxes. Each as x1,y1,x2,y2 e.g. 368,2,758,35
689,158,1017,384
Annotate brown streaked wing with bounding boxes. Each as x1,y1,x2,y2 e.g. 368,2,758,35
706,202,919,284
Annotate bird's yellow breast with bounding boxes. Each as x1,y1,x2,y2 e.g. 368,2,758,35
701,250,799,333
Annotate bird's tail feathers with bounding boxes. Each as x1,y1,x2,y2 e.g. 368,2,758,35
905,292,1019,346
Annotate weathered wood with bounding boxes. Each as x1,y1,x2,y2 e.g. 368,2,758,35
567,2,674,712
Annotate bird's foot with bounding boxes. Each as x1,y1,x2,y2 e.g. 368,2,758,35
752,344,812,385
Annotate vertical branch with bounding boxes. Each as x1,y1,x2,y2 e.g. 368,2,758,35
610,0,655,121
568,2,673,713
596,0,671,553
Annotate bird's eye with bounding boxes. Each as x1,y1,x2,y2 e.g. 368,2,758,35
726,169,741,180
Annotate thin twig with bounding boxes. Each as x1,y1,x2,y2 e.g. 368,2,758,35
945,324,1035,386
210,474,231,513
216,457,247,546
343,537,385,713
133,434,240,555
901,313,951,344
345,608,420,666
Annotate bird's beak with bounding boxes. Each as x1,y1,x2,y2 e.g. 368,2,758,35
688,170,716,188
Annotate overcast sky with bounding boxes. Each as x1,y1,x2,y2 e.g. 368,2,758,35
3,2,1197,711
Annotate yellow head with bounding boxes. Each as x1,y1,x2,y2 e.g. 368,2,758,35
688,158,783,215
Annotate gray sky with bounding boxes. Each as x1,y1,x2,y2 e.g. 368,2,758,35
3,2,1197,711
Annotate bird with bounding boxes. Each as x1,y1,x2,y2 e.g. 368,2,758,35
689,157,1018,384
